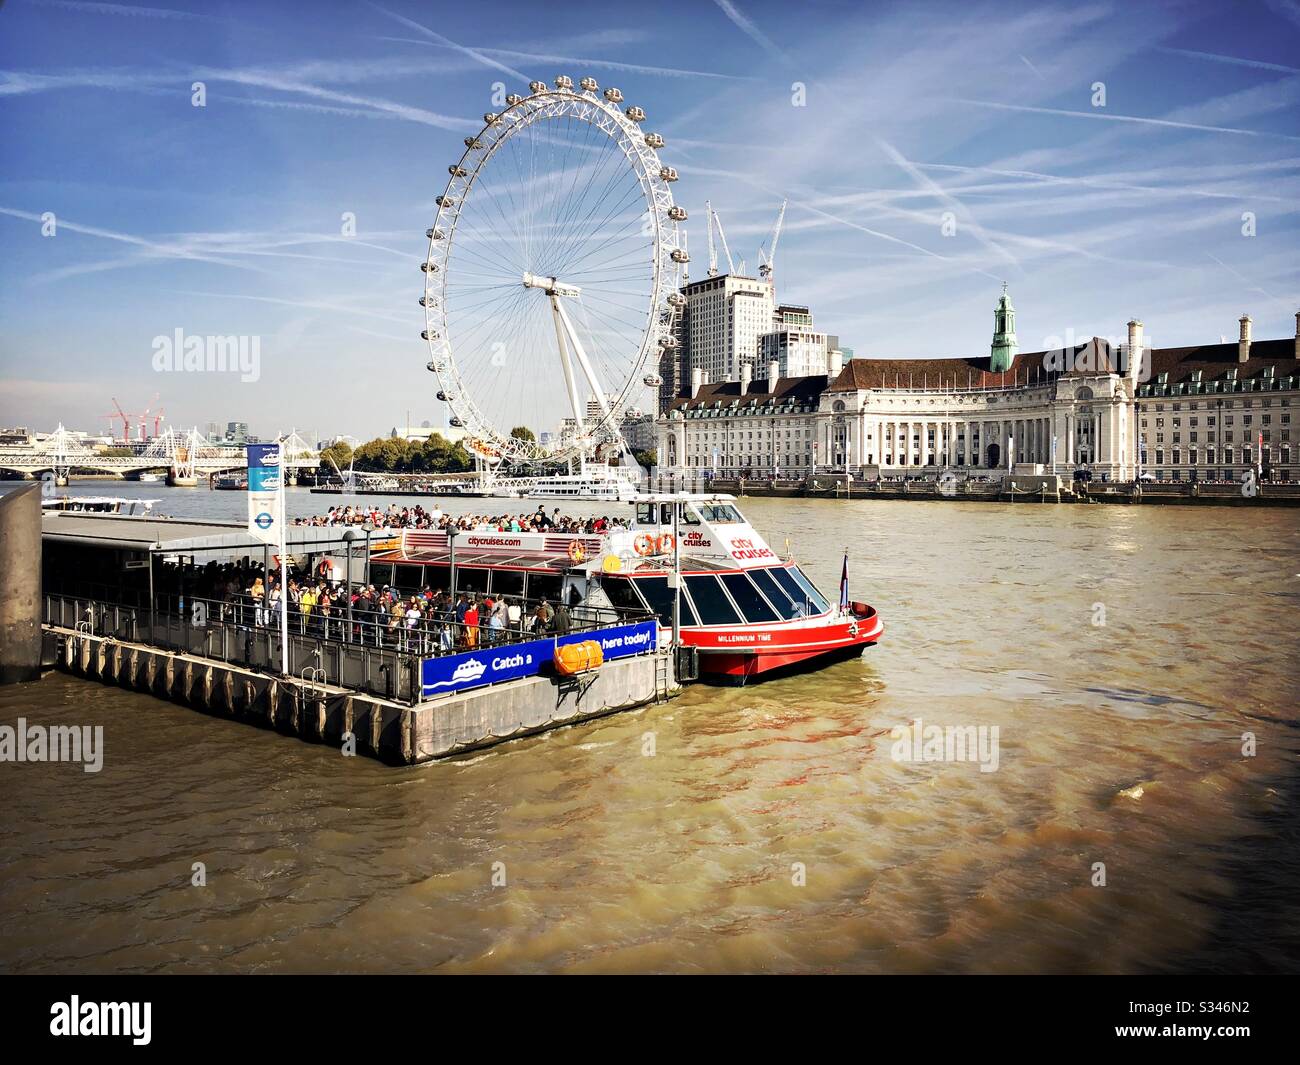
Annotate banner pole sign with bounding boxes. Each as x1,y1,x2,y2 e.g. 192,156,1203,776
247,441,289,675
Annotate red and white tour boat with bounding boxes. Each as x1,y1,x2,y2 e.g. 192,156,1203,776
366,494,883,682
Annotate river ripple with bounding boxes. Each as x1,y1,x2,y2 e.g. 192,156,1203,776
1,486,1297,972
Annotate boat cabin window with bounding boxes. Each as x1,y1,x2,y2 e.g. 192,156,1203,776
526,572,562,603
600,575,645,614
778,565,830,615
489,569,524,598
697,503,742,524
683,575,743,626
636,502,701,526
718,572,779,623
630,576,698,627
424,563,451,592
749,567,804,620
770,566,815,616
369,562,394,588
457,567,491,596
393,563,424,591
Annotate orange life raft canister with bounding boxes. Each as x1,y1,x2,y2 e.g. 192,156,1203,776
553,640,604,676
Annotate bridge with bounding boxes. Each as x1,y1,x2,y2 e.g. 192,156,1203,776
0,426,321,485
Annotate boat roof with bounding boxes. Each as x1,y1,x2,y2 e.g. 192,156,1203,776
372,546,741,574
625,492,737,503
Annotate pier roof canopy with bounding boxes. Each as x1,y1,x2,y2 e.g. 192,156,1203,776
42,513,389,556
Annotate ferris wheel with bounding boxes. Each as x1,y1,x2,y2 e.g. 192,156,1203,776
421,75,687,468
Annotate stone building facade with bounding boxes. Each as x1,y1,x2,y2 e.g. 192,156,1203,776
657,294,1300,483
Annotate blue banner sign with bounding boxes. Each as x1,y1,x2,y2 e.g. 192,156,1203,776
246,443,282,492
420,620,657,698
246,442,282,545
556,619,658,661
421,636,555,697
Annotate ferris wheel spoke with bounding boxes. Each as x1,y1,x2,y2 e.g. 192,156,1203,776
551,155,644,270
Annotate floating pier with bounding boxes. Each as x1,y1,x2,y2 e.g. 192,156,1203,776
36,511,677,764
42,625,672,763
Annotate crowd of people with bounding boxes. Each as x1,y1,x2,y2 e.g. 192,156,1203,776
155,556,578,655
292,502,630,536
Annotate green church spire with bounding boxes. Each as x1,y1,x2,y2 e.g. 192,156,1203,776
990,282,1017,372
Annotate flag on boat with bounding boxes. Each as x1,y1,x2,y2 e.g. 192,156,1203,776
839,552,849,613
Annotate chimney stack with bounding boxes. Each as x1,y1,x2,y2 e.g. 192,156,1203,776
691,367,703,397
768,359,780,383
1238,314,1252,363
740,362,752,395
1127,319,1144,382
828,348,843,378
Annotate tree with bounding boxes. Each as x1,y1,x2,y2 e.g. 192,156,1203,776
319,441,353,472
510,426,536,443
633,448,657,470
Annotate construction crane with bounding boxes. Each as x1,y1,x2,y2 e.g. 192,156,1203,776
705,200,718,277
758,199,787,286
139,392,161,441
152,406,165,437
104,399,134,443
711,203,735,277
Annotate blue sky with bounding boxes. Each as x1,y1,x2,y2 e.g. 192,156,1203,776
2,0,1298,441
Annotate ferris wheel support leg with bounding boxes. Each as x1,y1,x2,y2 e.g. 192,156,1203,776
554,297,615,426
549,297,587,436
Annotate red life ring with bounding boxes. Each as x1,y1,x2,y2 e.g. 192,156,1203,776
567,540,587,563
656,533,676,555
633,533,656,556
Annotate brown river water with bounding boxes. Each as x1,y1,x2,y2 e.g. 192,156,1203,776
2,485,1298,973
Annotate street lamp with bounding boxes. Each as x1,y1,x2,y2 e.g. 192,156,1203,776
447,525,460,600
342,528,359,642
362,520,374,586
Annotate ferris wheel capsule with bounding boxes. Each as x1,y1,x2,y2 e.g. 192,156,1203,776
448,165,467,177
579,76,598,92
667,292,686,308
667,205,686,221
435,194,454,207
644,132,664,149
449,417,464,427
670,248,689,263
659,166,678,182
643,374,662,387
505,93,523,106
529,80,546,93
483,112,501,125
464,136,482,149
426,228,445,240
421,330,439,341
658,334,679,349
604,87,623,103
555,75,573,89
420,261,438,272
625,105,646,123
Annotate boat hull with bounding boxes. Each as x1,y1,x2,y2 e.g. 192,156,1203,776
684,608,883,683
